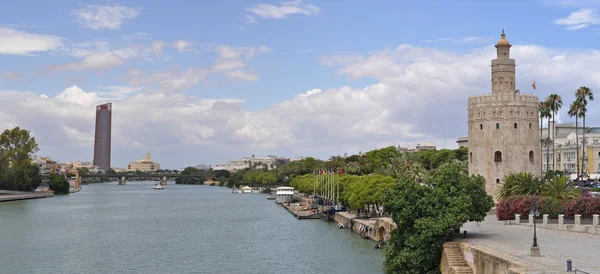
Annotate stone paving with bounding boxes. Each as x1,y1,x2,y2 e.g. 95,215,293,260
460,215,600,273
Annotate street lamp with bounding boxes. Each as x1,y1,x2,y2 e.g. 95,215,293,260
530,195,541,257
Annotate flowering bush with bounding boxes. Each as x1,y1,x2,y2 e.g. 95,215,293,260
496,195,600,220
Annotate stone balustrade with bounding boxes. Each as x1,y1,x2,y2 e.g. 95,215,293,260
513,213,600,235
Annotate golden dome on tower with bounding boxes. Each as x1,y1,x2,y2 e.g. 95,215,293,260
496,29,510,46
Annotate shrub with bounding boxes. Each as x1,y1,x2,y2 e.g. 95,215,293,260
497,195,600,220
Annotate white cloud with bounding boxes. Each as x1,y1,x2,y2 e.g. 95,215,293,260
211,45,269,81
1,71,24,80
0,27,63,55
554,8,600,30
152,40,166,56
127,67,209,93
73,4,141,30
6,40,600,166
174,40,196,53
245,0,321,23
48,51,126,71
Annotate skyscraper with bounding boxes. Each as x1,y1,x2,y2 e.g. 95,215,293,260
93,103,112,169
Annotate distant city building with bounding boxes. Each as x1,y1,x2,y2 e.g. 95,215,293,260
456,136,468,148
466,30,541,200
397,143,437,153
127,153,160,172
540,121,600,179
194,164,210,170
213,155,290,172
93,103,112,169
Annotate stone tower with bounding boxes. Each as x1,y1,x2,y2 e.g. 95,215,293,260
467,30,541,201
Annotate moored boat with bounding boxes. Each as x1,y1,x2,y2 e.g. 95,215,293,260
275,187,294,204
153,183,164,190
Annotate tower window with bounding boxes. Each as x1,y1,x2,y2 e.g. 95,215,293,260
470,152,472,163
496,179,500,183
494,151,502,162
514,123,517,129
529,151,534,163
480,124,483,130
529,123,532,129
496,123,500,129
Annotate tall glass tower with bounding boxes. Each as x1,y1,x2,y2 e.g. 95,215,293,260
93,103,112,169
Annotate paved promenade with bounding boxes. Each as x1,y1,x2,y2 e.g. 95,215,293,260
460,215,600,273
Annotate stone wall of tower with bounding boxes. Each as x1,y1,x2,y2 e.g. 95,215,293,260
491,59,516,94
468,94,541,200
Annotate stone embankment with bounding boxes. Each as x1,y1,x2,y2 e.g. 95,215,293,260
0,190,53,202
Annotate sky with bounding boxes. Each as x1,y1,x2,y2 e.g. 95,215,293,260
1,0,600,169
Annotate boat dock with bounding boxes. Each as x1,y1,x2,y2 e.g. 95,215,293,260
0,190,54,202
280,202,321,219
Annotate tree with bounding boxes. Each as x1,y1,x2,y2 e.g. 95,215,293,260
48,174,69,195
568,100,584,180
539,101,551,174
546,94,562,172
575,86,593,178
542,175,578,200
383,162,493,274
0,127,41,191
77,167,90,176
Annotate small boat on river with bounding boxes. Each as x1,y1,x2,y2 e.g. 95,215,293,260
153,183,164,190
267,195,276,200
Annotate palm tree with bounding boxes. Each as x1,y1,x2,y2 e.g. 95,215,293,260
387,155,404,177
496,173,519,200
539,101,551,174
568,100,584,180
542,175,579,200
576,86,593,178
546,94,563,172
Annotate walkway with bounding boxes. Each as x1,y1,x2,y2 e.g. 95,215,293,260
460,215,600,273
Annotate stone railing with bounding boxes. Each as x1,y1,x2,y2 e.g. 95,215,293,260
514,214,600,235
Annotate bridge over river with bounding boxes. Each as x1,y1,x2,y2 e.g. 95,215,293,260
43,173,205,186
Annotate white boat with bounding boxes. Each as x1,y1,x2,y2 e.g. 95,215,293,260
153,183,164,190
275,187,294,204
241,186,252,193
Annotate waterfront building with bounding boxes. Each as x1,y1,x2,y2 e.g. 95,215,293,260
213,155,290,172
127,153,160,172
93,103,112,169
467,30,541,200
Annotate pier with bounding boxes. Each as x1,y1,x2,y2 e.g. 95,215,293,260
279,202,321,219
0,190,54,202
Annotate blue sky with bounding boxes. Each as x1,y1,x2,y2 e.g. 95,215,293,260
1,0,600,168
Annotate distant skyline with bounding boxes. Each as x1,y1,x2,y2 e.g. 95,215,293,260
1,0,600,168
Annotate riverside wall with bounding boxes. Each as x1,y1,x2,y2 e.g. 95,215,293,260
334,212,396,242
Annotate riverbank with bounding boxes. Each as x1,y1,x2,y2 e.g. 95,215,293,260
0,190,53,202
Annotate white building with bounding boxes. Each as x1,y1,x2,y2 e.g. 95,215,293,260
213,155,290,172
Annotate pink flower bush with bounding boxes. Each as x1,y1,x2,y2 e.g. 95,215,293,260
496,195,600,220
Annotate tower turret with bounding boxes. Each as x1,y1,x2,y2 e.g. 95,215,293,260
491,29,516,95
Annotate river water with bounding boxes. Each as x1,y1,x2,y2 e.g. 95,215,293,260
0,182,383,274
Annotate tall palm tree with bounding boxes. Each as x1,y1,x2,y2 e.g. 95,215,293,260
542,175,579,200
576,86,594,178
546,94,563,172
568,100,584,180
539,101,551,174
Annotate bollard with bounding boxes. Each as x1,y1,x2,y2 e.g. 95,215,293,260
543,214,549,225
515,214,521,224
575,214,581,226
567,259,572,272
529,214,534,225
559,214,565,226
593,214,599,226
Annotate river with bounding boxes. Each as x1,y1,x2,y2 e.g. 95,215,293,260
0,182,383,274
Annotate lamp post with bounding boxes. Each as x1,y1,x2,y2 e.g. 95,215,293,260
530,195,541,257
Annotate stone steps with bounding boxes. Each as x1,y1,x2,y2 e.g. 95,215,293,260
443,242,473,274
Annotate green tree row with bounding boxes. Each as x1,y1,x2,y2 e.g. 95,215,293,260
0,127,42,191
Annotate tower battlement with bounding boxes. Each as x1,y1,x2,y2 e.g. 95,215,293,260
468,93,539,103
